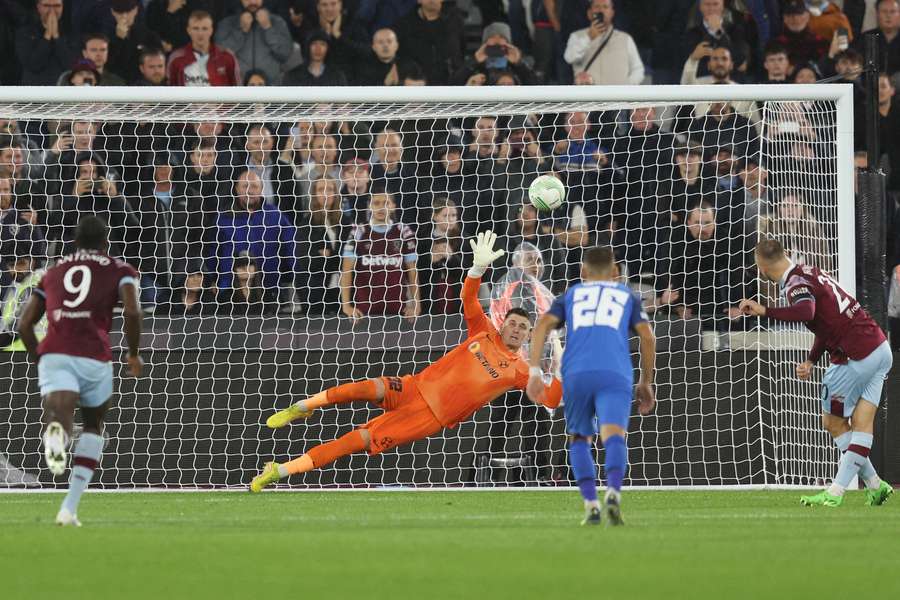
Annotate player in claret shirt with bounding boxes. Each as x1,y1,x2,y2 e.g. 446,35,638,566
739,239,893,507
18,216,144,526
251,231,562,492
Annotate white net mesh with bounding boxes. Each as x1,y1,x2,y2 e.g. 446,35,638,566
0,90,847,489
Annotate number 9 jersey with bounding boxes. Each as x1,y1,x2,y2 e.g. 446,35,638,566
35,250,139,362
547,280,648,385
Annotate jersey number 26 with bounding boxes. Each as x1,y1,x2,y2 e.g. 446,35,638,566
572,286,630,331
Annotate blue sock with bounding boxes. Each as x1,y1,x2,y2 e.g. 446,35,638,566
569,439,597,502
832,432,873,492
61,433,103,515
603,435,627,493
834,431,880,488
832,432,851,452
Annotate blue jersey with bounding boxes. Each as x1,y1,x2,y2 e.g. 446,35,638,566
548,280,648,385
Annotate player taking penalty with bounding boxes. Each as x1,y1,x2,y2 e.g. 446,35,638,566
739,239,893,507
251,231,562,491
527,247,656,526
18,216,144,526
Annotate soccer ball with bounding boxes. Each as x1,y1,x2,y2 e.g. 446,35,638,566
528,175,565,212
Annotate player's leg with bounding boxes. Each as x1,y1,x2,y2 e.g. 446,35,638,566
41,391,78,477
57,401,109,524
596,383,632,526
266,378,386,428
562,375,601,525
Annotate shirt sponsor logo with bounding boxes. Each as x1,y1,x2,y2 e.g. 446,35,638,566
790,286,811,299
360,255,403,268
468,341,499,379
52,309,91,321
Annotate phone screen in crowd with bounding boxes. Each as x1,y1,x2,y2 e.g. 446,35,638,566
592,12,605,24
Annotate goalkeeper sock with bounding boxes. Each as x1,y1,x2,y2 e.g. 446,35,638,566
282,430,367,476
603,434,627,493
829,432,873,496
569,438,597,503
833,431,881,489
61,432,103,515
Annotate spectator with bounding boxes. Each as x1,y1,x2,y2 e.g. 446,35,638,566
761,42,791,82
0,177,47,268
217,251,275,316
806,1,854,43
171,141,223,263
302,0,370,77
339,157,371,225
416,197,464,315
211,169,296,294
62,58,100,86
107,0,163,83
853,0,900,75
42,121,109,197
563,0,644,85
793,60,822,82
241,123,298,208
688,101,755,160
167,10,241,86
244,69,269,86
57,33,127,86
133,47,167,85
0,239,46,351
652,0,697,85
733,158,773,233
353,27,402,85
216,0,293,85
843,0,873,39
655,200,747,330
399,60,428,85
681,44,761,128
131,159,177,304
663,146,710,224
452,22,538,86
0,137,42,193
774,1,830,66
494,115,552,220
288,133,342,211
297,177,344,315
146,0,218,54
369,127,419,225
340,191,419,320
283,29,348,85
877,72,900,190
15,0,75,85
161,257,216,316
758,191,832,271
683,0,752,75
395,0,465,86
497,202,564,294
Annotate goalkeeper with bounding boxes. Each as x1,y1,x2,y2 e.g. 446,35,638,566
251,231,563,491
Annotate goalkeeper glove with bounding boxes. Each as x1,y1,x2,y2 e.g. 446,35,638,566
468,230,505,278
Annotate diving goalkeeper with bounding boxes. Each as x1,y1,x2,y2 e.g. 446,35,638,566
251,231,563,491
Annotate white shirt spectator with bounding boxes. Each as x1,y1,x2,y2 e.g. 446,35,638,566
564,28,644,85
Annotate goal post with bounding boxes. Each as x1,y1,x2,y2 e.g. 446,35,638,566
0,84,855,490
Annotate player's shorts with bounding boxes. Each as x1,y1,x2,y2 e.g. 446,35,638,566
37,353,113,408
361,375,442,455
821,341,893,418
562,370,633,436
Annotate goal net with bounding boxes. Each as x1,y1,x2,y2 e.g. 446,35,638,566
0,85,854,489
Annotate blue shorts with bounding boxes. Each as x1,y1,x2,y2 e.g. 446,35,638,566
562,370,633,436
821,341,893,418
38,353,114,408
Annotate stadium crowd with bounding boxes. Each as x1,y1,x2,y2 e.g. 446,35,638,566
0,0,898,346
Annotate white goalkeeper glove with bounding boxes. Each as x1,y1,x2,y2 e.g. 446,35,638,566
468,230,505,278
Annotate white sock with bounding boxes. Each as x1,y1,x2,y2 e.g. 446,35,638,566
604,489,621,503
827,482,846,497
864,475,882,490
295,400,309,412
277,464,289,478
584,499,600,510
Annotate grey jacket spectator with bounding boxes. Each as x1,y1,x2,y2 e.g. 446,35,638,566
15,1,75,85
215,0,294,85
394,0,465,85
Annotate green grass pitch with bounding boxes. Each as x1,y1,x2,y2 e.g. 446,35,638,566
2,490,898,600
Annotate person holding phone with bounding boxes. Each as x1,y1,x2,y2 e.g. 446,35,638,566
804,1,854,44
563,0,644,85
451,22,537,86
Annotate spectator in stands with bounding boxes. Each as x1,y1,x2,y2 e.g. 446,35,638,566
131,158,177,304
461,116,500,231
681,44,761,128
146,0,216,54
62,58,100,86
563,0,644,85
853,0,900,75
340,157,371,225
0,238,47,351
399,61,428,85
452,22,537,86
15,0,75,85
171,141,223,263
793,60,822,82
0,140,40,198
761,42,792,82
733,158,772,233
758,191,832,271
48,153,139,260
58,33,127,86
244,69,269,86
283,29,348,86
395,0,465,86
216,0,293,85
162,256,216,316
416,197,464,315
242,123,298,209
291,133,342,209
553,111,608,173
354,27,400,86
651,0,696,85
655,200,746,330
106,0,162,83
806,1,854,43
167,10,241,86
664,146,710,224
340,191,419,320
370,127,419,225
689,101,755,161
0,177,47,269
497,202,564,294
775,1,831,66
683,0,752,76
212,169,296,295
218,251,275,316
42,121,107,197
877,72,900,190
494,115,551,218
297,177,344,315
133,47,167,85
302,0,370,78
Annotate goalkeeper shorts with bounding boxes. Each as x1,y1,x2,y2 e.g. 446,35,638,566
362,376,442,455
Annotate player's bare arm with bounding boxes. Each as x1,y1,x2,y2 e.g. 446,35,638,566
120,281,144,378
634,321,656,415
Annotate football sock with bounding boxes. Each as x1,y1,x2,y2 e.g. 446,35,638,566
603,434,627,493
833,431,881,489
829,432,873,496
282,430,367,476
569,438,597,503
61,432,103,515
